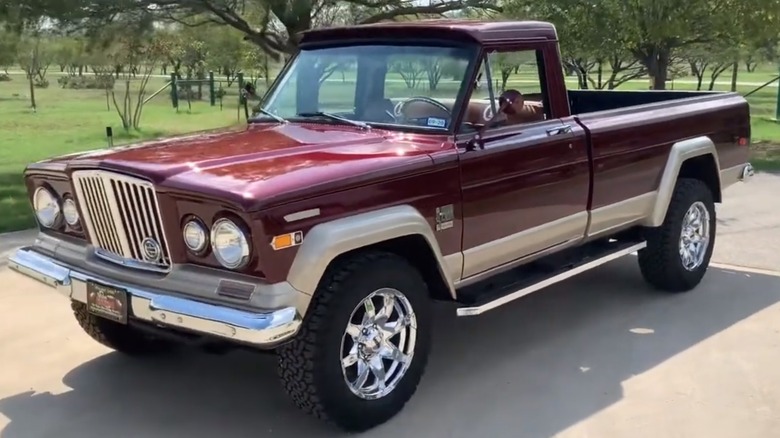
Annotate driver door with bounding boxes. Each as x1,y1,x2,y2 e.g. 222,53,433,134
457,46,590,279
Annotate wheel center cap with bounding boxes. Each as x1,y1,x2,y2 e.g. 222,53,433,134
359,327,383,356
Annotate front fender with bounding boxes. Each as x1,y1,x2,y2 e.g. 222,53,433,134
286,205,458,298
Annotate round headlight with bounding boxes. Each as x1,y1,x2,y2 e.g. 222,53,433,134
183,220,208,252
63,198,80,226
210,218,250,269
33,187,60,228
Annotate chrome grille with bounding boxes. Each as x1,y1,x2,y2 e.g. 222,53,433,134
72,170,171,272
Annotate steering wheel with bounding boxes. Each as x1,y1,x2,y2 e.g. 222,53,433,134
395,96,452,120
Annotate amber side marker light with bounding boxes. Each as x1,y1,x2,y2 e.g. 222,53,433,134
271,231,303,251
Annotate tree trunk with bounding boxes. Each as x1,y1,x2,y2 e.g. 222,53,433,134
596,61,603,89
264,56,270,87
639,47,670,90
651,54,669,90
28,75,37,111
730,61,738,92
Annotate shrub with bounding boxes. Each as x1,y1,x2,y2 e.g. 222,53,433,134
57,75,115,90
34,78,49,88
0,73,11,82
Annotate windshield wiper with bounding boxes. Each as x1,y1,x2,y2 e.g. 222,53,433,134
250,107,287,124
297,111,371,130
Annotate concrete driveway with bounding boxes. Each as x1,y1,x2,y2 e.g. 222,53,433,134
1,173,779,438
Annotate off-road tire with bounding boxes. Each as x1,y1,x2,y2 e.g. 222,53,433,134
277,251,432,432
638,178,716,292
71,301,176,356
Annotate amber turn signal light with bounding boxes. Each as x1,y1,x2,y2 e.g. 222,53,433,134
271,231,303,251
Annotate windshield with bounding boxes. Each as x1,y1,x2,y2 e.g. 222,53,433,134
254,43,477,131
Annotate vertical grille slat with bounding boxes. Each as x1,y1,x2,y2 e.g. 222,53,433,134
142,187,169,264
113,181,141,260
82,178,118,254
93,178,124,255
128,183,152,260
72,170,171,272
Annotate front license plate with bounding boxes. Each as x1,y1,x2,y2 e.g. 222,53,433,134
86,281,128,324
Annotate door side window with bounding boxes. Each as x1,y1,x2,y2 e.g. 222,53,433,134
462,49,550,130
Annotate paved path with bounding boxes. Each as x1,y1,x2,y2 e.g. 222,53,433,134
1,174,779,438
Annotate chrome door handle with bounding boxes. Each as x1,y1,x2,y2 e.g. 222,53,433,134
546,124,572,136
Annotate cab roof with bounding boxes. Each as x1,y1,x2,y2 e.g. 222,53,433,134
299,19,559,47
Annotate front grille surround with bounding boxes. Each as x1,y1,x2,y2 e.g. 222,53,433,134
71,170,172,272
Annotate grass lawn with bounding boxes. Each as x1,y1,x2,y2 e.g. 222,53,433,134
1,65,780,233
0,76,243,232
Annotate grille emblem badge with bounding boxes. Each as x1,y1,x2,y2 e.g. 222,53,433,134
141,238,162,263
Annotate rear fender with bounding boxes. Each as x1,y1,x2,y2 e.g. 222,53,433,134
641,136,720,228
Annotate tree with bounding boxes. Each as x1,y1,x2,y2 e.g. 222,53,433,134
108,38,165,131
242,43,270,87
51,36,88,75
205,25,246,86
390,58,425,89
0,28,19,74
47,0,500,58
17,23,53,111
422,57,443,91
505,0,780,90
680,43,739,91
504,0,643,90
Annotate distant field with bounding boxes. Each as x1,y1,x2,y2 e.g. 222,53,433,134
1,63,779,233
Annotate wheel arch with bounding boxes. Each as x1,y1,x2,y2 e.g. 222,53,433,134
642,136,721,228
286,205,459,302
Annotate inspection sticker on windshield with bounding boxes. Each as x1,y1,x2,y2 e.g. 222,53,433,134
427,117,446,128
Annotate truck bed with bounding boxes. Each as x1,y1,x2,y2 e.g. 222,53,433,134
568,89,726,115
569,89,751,217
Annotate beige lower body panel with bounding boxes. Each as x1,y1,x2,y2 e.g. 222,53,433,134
587,192,657,239
720,163,749,191
461,212,589,279
455,194,655,287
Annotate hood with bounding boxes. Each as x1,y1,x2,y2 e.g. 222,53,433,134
34,123,449,210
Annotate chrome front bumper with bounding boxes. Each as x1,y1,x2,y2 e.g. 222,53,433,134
9,248,301,348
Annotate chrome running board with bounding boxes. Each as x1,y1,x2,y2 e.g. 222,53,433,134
457,241,647,317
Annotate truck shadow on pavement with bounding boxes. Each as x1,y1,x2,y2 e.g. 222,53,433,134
1,259,779,438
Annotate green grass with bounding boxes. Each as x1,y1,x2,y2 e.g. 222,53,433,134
0,76,243,232
2,65,780,233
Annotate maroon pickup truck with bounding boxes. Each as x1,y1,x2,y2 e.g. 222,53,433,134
10,20,754,431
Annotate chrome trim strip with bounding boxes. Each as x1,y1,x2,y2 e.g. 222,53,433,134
456,241,647,317
9,248,301,347
284,208,321,223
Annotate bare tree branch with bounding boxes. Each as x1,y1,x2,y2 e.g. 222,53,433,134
359,0,502,24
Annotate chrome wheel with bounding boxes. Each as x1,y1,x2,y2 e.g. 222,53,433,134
679,201,711,271
340,288,417,400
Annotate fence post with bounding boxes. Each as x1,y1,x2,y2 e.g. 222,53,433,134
209,71,216,106
776,64,780,121
170,73,178,110
237,72,245,105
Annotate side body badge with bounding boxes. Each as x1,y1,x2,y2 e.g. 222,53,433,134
435,204,454,231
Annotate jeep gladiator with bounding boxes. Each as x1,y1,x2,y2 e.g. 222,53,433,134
9,20,754,431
